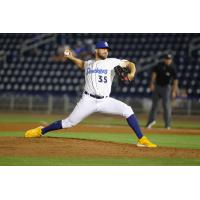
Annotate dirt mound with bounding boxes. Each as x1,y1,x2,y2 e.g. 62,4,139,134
0,137,199,159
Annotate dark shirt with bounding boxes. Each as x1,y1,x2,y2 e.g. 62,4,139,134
152,62,177,86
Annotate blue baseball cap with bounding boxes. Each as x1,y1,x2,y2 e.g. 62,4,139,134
95,41,111,50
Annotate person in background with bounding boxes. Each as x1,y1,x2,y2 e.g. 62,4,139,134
146,54,178,129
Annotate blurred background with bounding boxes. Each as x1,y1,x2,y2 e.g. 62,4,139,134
0,33,199,115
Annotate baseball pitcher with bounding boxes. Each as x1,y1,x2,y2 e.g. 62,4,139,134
25,41,157,148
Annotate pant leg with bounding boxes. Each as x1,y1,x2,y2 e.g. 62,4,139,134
98,97,144,139
98,97,134,118
147,86,160,124
161,85,172,127
62,95,97,128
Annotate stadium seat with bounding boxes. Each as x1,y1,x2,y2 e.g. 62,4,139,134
0,33,199,98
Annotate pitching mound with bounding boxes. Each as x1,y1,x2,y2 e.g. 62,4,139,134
0,137,199,159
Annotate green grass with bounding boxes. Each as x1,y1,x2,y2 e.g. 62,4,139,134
0,113,199,166
0,113,200,129
0,156,200,166
84,117,200,129
1,131,200,149
0,115,48,123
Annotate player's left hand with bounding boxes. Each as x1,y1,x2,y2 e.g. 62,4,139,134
114,64,135,82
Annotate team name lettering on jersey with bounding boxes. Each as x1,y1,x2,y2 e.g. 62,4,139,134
84,58,122,96
86,68,108,75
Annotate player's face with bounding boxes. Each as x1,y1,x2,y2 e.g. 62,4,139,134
164,58,172,66
96,48,109,59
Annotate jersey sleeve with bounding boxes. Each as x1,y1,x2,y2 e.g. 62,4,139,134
111,58,121,66
110,58,128,69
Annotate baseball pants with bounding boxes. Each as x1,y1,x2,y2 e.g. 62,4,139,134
62,94,134,128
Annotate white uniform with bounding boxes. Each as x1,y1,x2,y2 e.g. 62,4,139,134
62,58,134,128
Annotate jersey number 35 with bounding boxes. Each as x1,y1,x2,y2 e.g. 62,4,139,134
98,75,107,83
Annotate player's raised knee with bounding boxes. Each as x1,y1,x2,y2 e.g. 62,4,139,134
123,105,134,118
61,118,77,128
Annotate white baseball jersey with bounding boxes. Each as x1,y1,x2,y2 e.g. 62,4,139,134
84,58,125,97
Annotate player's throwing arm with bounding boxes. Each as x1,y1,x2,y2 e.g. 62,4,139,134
64,49,85,69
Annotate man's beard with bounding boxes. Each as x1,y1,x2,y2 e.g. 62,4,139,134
97,52,107,60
